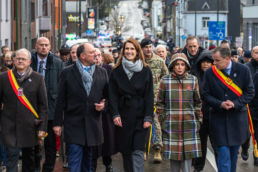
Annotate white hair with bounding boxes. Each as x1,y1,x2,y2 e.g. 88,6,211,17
15,48,32,60
155,45,167,53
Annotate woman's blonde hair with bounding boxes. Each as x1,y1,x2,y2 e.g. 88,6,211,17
113,38,147,69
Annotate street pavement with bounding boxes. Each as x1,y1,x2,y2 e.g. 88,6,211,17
113,0,144,40
50,141,258,172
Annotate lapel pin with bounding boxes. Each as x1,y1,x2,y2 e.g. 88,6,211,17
233,73,237,78
28,78,32,82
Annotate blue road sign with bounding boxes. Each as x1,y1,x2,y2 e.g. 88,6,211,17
208,21,225,40
86,30,93,36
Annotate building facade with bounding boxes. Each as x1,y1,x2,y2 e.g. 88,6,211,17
243,0,258,50
0,0,11,54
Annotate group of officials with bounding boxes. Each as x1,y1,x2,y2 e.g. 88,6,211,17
0,35,257,172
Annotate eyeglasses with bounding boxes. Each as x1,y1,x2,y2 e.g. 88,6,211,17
15,58,28,62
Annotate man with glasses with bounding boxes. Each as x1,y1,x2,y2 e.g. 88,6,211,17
0,48,48,171
31,37,64,172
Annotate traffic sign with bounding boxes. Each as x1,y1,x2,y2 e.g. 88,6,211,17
208,21,225,40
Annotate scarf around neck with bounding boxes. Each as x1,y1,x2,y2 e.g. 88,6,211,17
76,60,96,96
13,67,33,83
122,57,143,80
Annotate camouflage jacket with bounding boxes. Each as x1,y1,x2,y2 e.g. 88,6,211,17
145,53,169,102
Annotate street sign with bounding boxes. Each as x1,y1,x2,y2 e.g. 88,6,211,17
86,30,93,36
88,18,95,29
208,21,225,40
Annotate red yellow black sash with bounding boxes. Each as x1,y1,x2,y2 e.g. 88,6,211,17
7,70,39,119
212,65,258,157
212,65,242,97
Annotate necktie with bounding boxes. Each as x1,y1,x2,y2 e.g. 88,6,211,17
39,60,44,74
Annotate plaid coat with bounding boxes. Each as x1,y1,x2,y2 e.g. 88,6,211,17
156,72,202,160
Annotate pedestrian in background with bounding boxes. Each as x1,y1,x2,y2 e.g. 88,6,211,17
156,45,171,67
93,48,116,172
31,37,64,172
193,50,214,172
182,36,204,75
109,38,153,172
242,46,258,165
141,38,168,163
202,47,255,172
156,53,202,172
0,46,9,66
0,48,48,172
102,53,115,67
65,44,80,67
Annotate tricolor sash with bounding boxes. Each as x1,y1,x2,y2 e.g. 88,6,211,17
212,65,258,157
7,70,39,119
212,65,242,96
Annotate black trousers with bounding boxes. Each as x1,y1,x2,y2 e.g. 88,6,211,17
122,153,133,172
241,119,258,151
42,120,57,172
6,146,36,172
193,117,209,171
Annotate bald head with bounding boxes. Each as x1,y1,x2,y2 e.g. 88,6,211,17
237,47,244,56
156,45,167,60
36,37,51,59
252,46,258,62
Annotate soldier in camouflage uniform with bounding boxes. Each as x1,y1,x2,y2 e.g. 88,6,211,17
141,38,169,163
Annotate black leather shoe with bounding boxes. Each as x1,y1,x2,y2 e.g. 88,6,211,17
241,149,249,161
106,165,113,172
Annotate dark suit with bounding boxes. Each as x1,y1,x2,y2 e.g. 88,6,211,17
31,52,64,172
54,64,108,171
202,61,254,171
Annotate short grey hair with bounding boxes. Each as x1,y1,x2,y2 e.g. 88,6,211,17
155,45,167,53
15,48,32,60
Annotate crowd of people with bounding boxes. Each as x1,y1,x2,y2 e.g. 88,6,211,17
0,35,257,172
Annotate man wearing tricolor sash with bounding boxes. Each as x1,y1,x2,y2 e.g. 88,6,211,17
0,48,48,172
202,47,255,172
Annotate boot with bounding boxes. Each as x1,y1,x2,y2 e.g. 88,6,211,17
153,149,162,163
241,148,249,161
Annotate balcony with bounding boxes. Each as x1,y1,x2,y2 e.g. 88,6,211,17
38,16,51,31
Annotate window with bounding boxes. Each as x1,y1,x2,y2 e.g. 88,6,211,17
6,0,8,21
31,2,35,21
43,0,48,16
0,1,2,21
202,17,210,28
5,39,8,47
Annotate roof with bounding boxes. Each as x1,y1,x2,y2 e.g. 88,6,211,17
186,0,228,11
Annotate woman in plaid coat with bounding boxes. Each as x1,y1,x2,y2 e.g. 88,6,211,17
156,53,202,172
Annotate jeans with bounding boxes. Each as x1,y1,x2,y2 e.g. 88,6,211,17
217,145,240,172
68,144,93,172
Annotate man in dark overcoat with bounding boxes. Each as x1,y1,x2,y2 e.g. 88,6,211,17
53,43,108,172
30,37,64,172
202,47,255,172
0,48,48,172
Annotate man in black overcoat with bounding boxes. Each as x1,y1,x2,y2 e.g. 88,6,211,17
53,43,108,172
202,47,255,172
31,37,64,172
